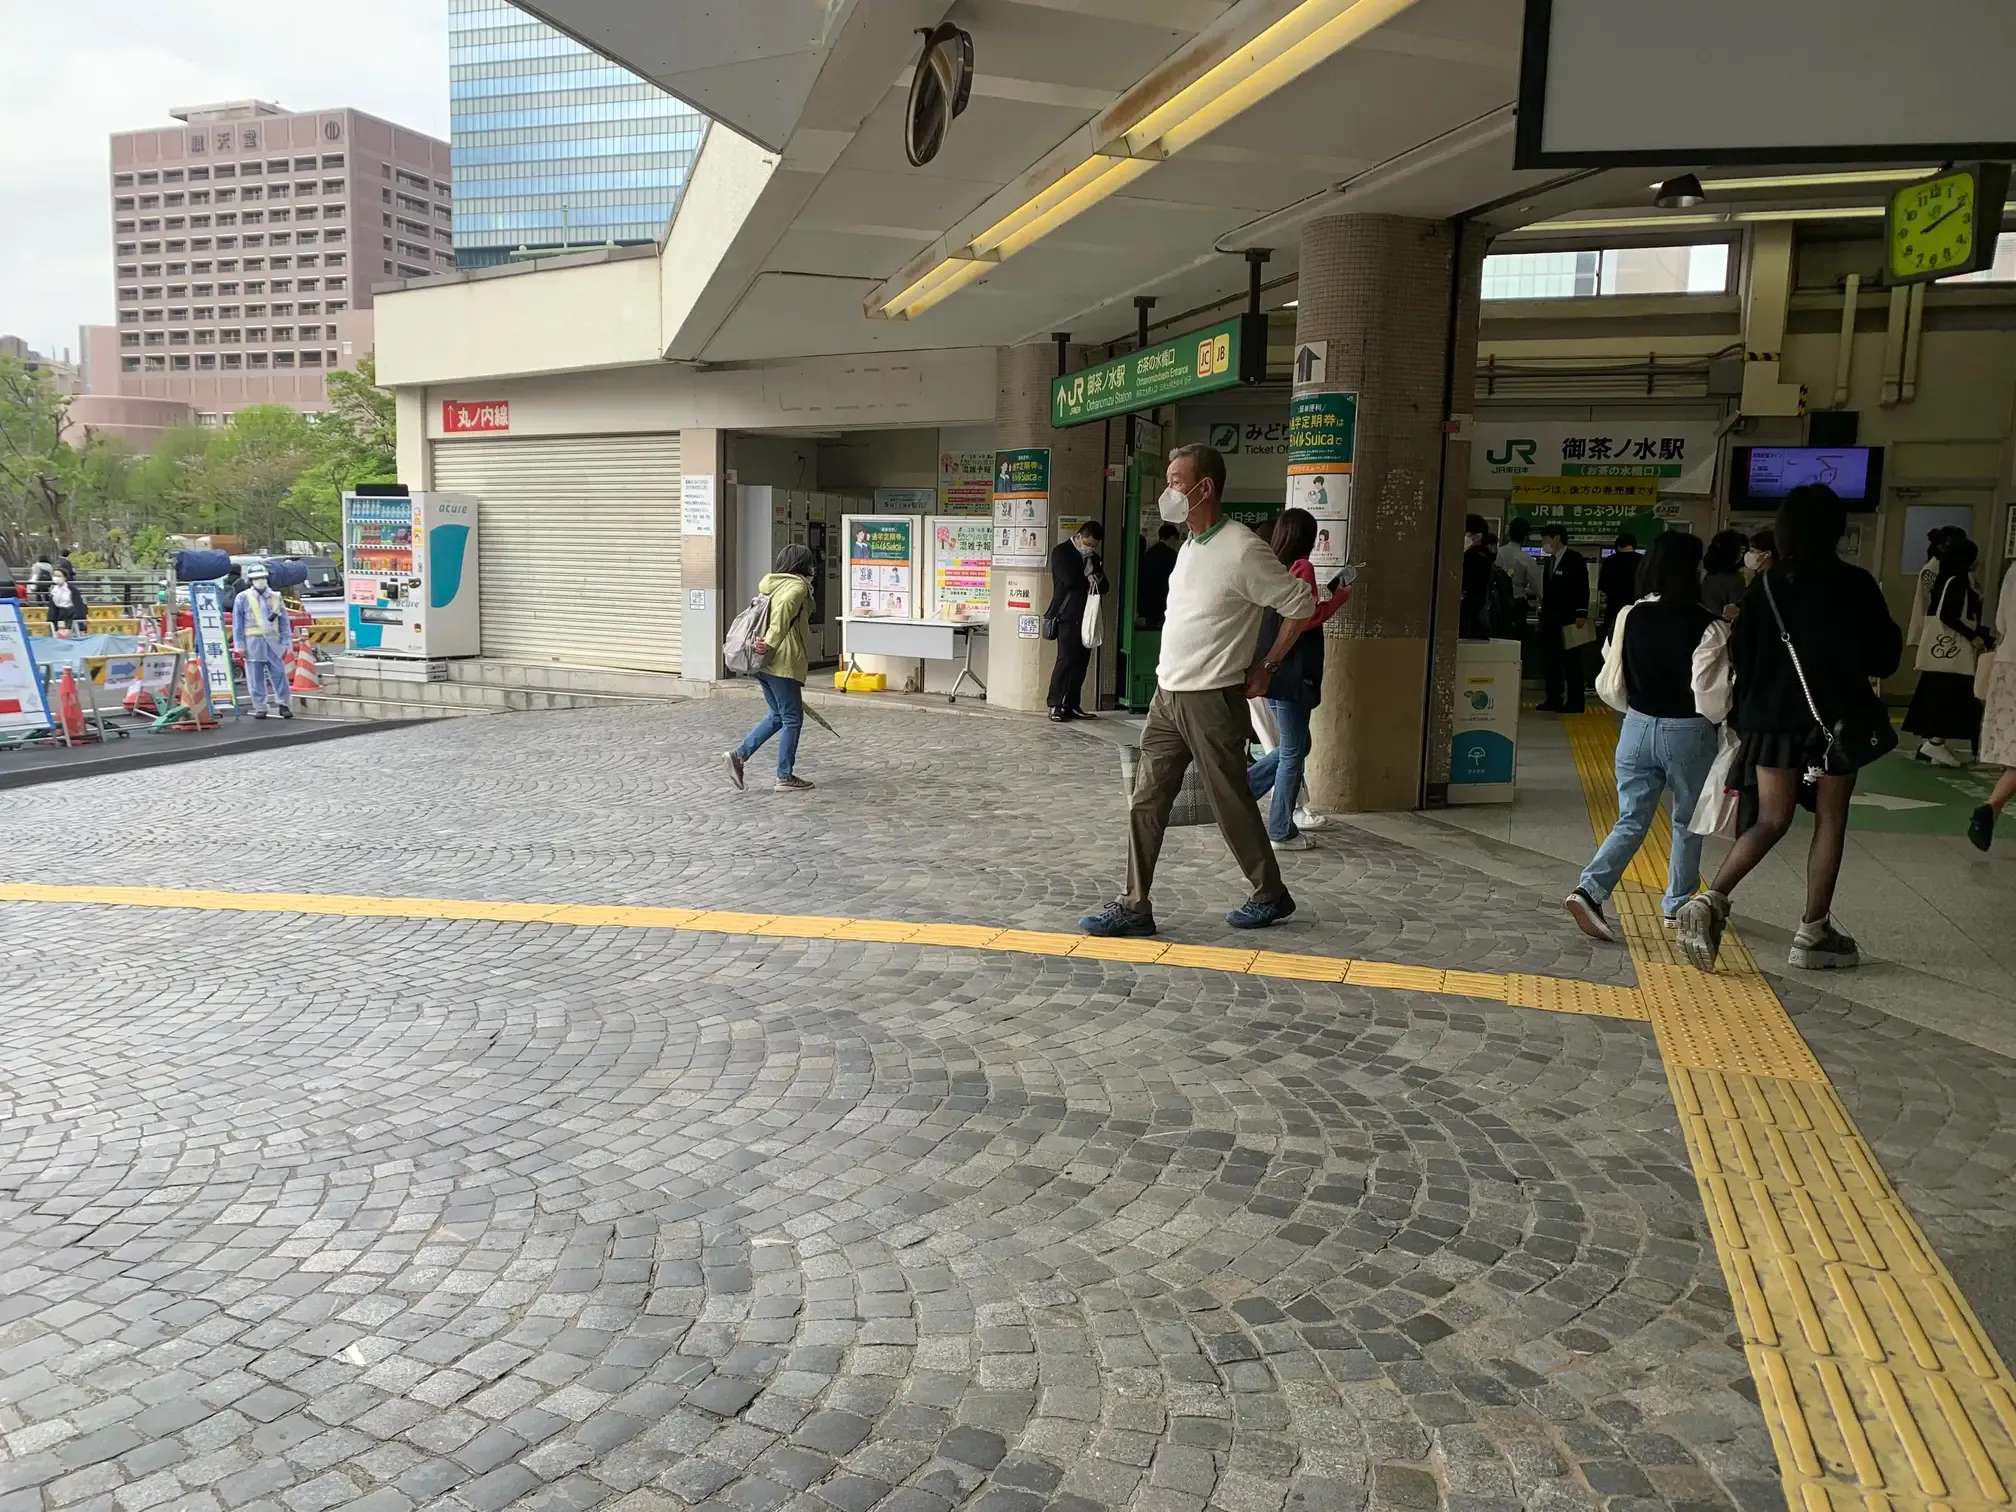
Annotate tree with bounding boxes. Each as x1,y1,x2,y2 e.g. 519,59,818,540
131,406,329,547
0,356,87,565
289,355,396,536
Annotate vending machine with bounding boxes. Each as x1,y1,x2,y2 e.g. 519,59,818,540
343,487,481,658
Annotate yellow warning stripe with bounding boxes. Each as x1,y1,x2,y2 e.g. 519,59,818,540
0,881,1645,1022
1564,709,2016,1509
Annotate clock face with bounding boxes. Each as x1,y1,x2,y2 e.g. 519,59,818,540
1889,170,1977,279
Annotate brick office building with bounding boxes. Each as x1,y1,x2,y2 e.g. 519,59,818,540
108,100,450,424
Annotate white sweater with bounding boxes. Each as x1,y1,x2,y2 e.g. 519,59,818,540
1158,520,1316,693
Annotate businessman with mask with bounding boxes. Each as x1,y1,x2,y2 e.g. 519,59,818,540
1079,443,1314,938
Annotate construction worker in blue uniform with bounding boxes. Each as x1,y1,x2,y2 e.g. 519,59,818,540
232,562,294,719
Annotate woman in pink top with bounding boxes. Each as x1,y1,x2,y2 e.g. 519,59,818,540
1245,508,1348,849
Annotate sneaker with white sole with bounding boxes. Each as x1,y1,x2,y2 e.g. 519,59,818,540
725,751,745,790
1789,917,1860,970
1674,890,1730,972
1292,807,1327,832
1564,888,1616,942
1918,740,1964,768
774,774,815,792
1271,832,1313,852
1079,901,1158,938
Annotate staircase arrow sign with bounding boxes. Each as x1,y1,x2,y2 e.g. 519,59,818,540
1293,341,1327,385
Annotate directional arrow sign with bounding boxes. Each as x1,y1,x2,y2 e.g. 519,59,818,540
1849,792,1941,811
1293,341,1327,385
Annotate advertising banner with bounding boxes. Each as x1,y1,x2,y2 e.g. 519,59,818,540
929,517,993,623
992,448,1051,567
940,451,995,514
845,515,917,620
1287,391,1358,569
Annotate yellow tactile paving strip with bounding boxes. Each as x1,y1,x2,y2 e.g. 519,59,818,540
1564,708,2016,1510
0,882,1646,1022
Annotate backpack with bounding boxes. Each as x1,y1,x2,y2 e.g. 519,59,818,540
722,590,773,675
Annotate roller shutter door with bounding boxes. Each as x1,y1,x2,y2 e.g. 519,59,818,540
430,434,682,671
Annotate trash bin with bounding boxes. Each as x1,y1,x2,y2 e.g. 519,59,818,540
1448,638,1522,804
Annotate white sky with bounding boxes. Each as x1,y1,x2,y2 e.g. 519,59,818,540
0,1,450,361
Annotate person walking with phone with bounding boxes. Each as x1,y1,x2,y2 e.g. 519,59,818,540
1245,508,1349,852
725,543,818,793
1079,444,1313,938
1674,485,1902,973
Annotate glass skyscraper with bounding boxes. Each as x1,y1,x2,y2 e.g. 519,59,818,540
448,0,708,268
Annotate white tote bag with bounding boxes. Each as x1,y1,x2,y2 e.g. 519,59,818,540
1594,599,1642,713
1915,580,1977,677
1689,725,1743,839
1080,590,1105,649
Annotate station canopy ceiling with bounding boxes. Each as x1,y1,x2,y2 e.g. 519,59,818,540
510,0,1723,363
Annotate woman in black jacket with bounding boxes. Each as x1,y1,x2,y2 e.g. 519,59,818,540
1675,485,1903,974
45,565,89,635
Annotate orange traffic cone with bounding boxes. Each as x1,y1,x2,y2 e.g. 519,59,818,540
289,642,324,694
123,673,158,717
55,668,91,742
170,656,217,732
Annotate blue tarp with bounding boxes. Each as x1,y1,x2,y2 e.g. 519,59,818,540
261,559,309,589
28,634,141,670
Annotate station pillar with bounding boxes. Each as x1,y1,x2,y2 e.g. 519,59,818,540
990,341,1105,712
1296,214,1483,811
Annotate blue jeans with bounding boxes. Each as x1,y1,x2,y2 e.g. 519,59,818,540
736,673,804,779
1245,699,1311,842
1578,710,1719,917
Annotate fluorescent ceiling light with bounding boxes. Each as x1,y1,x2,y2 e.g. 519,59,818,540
1696,168,1937,192
875,0,1420,319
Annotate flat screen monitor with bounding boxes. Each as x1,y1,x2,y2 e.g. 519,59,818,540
1730,447,1883,510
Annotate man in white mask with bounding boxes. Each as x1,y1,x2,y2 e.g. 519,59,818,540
231,562,294,719
1079,443,1314,938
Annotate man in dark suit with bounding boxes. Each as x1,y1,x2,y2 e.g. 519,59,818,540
1137,523,1179,629
1046,520,1109,721
1536,524,1591,713
1597,530,1644,644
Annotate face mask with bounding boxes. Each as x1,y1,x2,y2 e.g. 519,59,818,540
1158,484,1194,524
1743,551,1763,571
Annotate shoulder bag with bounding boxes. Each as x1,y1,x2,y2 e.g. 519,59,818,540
1594,597,1644,713
1759,572,1897,781
1914,579,1979,678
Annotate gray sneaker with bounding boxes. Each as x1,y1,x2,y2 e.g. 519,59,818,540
1078,901,1158,938
774,774,815,792
725,751,745,790
1789,919,1860,970
1674,891,1729,972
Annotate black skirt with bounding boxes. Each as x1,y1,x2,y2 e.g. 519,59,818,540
1902,670,1982,743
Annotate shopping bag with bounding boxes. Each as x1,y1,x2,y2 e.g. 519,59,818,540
1081,590,1105,649
1560,619,1597,652
1975,648,1997,703
1689,727,1742,839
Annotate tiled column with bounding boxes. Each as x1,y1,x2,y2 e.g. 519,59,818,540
1297,214,1482,810
990,341,1106,712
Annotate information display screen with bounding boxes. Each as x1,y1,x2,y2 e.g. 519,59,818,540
1732,447,1883,509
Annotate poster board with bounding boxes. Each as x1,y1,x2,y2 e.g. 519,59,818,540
841,514,921,621
992,449,1050,567
0,601,53,738
187,580,238,714
939,451,994,514
928,517,992,623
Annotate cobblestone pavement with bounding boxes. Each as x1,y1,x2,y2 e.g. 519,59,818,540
2,700,2008,1512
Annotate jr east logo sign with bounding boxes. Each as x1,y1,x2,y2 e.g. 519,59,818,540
1472,420,1720,496
442,400,510,435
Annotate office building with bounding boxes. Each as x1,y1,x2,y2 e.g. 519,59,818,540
108,100,451,422
448,0,706,268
